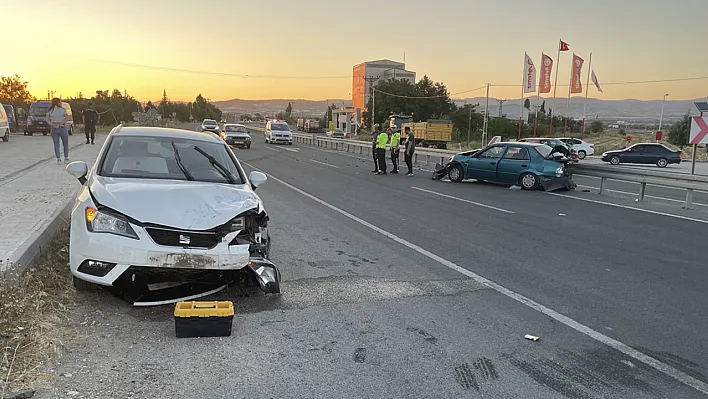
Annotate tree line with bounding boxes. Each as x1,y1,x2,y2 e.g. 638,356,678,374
0,75,221,126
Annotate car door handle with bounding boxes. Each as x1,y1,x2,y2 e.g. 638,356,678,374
521,164,528,167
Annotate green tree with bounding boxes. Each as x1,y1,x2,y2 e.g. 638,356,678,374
254,113,263,120
0,74,36,108
285,102,292,116
668,112,690,148
447,104,483,143
589,120,604,134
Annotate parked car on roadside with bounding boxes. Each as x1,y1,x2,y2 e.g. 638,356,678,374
221,123,252,148
559,138,594,159
64,125,281,306
25,100,51,136
438,142,574,191
3,104,17,133
601,143,682,168
327,128,346,138
0,103,10,142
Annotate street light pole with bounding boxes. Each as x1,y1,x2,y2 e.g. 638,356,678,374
658,93,669,132
467,102,472,147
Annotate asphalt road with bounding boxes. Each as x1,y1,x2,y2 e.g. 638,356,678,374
38,125,708,398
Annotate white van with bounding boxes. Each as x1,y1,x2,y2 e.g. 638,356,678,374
265,120,293,145
0,103,10,142
62,102,74,135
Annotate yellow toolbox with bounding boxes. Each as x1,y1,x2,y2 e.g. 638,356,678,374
174,301,234,338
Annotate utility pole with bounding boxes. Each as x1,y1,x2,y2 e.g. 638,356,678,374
363,75,379,128
482,84,490,146
467,103,472,146
497,99,507,118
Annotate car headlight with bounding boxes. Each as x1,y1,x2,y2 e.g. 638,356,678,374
556,167,564,174
448,156,453,163
85,207,138,239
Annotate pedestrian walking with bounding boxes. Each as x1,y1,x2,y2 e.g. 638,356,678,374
375,128,389,175
371,123,380,173
46,98,70,164
82,102,99,144
404,126,416,176
390,126,401,174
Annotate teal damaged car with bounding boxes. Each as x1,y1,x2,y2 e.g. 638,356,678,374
432,142,576,191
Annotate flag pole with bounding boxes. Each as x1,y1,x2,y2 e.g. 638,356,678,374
550,40,562,137
581,52,593,139
519,53,525,141
534,53,542,137
563,53,573,137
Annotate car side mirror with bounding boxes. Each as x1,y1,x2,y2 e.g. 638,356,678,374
66,161,88,184
249,171,267,189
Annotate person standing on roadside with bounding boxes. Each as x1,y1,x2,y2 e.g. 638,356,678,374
389,126,401,174
404,126,416,176
375,128,390,175
47,98,70,164
82,102,99,145
371,123,380,173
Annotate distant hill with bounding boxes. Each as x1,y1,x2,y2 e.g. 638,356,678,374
213,98,351,117
456,96,707,123
213,96,707,123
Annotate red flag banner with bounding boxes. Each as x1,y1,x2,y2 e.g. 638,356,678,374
570,54,584,94
539,53,553,93
560,40,570,51
523,53,537,93
591,70,603,93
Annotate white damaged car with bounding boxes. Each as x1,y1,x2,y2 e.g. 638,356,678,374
65,125,281,306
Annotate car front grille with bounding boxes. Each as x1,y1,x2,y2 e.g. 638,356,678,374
145,227,221,249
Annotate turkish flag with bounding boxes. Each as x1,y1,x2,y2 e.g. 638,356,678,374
539,53,553,94
560,40,570,52
570,54,585,94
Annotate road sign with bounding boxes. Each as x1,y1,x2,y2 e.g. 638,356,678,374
689,116,708,145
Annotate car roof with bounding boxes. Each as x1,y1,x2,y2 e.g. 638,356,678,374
110,126,223,144
31,100,51,106
492,141,545,147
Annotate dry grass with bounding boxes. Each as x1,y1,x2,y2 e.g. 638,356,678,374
0,226,75,395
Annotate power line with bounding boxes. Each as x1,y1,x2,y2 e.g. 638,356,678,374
86,58,350,80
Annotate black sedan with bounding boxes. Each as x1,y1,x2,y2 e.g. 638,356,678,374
601,143,682,168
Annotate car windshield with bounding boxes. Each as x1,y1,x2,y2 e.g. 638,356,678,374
203,120,217,126
534,144,554,158
271,123,289,131
29,106,49,115
99,136,244,184
225,126,248,133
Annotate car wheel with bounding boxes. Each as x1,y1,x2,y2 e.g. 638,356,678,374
448,164,464,183
519,172,540,190
657,158,668,168
578,150,587,159
73,276,100,291
609,155,621,165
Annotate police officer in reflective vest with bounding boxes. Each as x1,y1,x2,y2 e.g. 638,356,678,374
375,128,389,175
389,126,401,174
371,124,380,173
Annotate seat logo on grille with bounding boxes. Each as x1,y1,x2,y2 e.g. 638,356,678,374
179,235,191,245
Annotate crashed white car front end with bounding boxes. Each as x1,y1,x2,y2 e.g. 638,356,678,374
66,126,281,306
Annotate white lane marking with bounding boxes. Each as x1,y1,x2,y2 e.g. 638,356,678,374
577,185,708,208
264,146,281,152
550,192,708,225
576,175,708,194
240,160,708,396
283,147,300,152
412,187,515,214
310,159,340,169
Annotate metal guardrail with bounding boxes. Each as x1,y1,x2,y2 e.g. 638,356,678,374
572,164,708,209
314,136,457,166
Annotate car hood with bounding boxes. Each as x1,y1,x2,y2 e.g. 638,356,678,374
90,176,261,230
603,149,624,155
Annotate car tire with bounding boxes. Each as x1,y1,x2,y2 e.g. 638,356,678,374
448,164,464,183
578,150,587,159
73,276,100,291
519,172,540,190
609,155,621,165
657,158,668,168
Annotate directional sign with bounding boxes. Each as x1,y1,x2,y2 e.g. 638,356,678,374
689,116,708,145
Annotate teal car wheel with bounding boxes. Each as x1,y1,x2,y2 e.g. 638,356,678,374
520,172,539,190
448,164,464,183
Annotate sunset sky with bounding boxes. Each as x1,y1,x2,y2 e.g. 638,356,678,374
3,0,707,103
